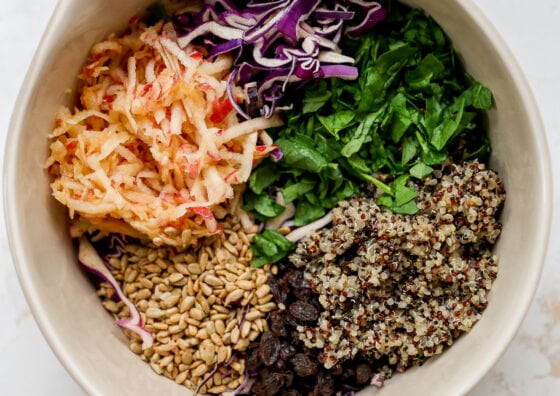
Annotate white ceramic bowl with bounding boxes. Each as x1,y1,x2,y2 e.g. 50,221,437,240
4,0,552,395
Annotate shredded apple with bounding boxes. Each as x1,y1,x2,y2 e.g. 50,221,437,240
46,21,283,247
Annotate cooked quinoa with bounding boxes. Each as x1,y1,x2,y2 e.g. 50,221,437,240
289,160,505,374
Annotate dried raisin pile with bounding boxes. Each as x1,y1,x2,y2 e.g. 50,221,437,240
246,268,386,396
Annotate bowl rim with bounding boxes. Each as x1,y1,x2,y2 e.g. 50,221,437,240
3,1,103,393
3,0,553,395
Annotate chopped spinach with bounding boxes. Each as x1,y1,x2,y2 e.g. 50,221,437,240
244,2,492,231
251,230,296,268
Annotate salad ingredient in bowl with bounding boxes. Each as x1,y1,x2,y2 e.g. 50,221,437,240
246,160,504,394
46,19,282,247
41,0,512,395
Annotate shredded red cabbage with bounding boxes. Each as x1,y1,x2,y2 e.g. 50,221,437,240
195,363,219,395
176,0,386,118
270,147,283,161
78,237,154,349
99,234,126,265
238,304,250,331
371,372,385,387
345,0,387,37
221,368,234,379
233,367,252,395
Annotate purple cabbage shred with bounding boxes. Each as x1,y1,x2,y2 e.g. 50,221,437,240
175,0,386,119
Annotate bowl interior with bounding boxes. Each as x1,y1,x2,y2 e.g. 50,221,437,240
4,0,551,395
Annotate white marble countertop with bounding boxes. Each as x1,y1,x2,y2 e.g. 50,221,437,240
1,0,559,395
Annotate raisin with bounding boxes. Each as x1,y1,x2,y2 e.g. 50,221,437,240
288,301,318,322
280,390,300,396
355,363,373,385
253,372,285,396
259,332,281,366
284,370,295,387
270,311,287,337
274,356,286,370
286,270,309,289
279,341,296,361
269,278,289,305
315,372,335,396
284,314,301,328
293,287,314,301
247,348,262,371
290,354,318,377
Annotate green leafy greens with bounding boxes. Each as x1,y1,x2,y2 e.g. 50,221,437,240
246,2,493,267
250,230,296,268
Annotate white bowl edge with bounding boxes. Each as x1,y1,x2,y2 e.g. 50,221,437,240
3,0,553,395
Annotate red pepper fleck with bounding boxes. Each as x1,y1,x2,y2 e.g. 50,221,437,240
140,83,153,97
210,98,233,124
198,83,211,91
155,62,165,74
83,67,94,79
192,206,214,220
65,141,78,151
224,170,238,183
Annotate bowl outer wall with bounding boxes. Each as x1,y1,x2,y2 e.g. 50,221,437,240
3,0,552,395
